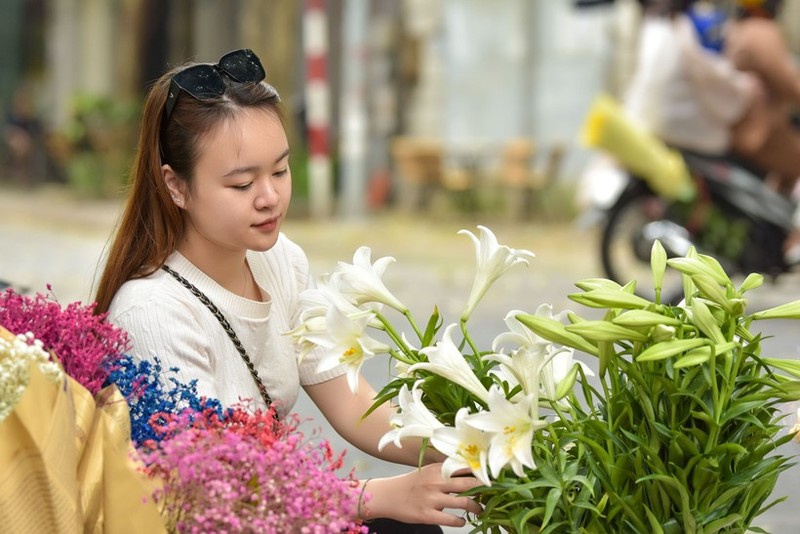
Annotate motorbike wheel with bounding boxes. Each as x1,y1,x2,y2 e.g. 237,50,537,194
600,183,687,305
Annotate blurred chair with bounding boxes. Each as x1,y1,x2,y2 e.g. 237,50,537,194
390,136,444,210
498,137,565,220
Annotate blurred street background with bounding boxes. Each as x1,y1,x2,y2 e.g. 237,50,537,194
3,0,800,532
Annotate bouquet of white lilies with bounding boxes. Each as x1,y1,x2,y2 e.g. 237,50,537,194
291,226,800,533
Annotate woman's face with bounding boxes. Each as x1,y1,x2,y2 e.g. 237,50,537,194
179,107,291,257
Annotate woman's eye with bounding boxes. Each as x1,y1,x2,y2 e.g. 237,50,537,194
233,183,253,191
274,168,289,177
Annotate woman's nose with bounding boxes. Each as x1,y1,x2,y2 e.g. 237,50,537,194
254,179,278,209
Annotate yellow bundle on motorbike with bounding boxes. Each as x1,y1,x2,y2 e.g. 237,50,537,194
581,94,696,201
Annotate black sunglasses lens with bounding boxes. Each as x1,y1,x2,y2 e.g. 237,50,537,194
172,64,227,100
163,50,271,128
218,49,265,83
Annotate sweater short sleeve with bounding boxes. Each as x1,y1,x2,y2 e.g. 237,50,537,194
273,236,348,385
108,280,218,402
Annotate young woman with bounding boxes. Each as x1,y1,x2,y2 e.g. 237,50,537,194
94,48,481,530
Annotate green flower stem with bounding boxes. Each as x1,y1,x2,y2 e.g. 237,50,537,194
709,349,721,426
388,347,415,365
375,311,416,361
403,309,424,342
550,399,571,431
460,318,482,364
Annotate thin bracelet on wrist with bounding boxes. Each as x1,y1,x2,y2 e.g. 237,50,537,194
358,477,374,521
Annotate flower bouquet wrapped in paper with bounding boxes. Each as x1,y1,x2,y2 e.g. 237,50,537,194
0,314,163,533
293,226,800,533
1,288,366,533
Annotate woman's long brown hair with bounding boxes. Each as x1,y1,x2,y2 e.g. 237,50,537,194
93,59,282,314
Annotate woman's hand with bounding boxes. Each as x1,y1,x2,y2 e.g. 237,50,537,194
361,463,483,528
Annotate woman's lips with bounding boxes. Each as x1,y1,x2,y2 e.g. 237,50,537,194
253,216,279,232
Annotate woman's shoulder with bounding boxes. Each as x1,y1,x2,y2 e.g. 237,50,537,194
108,268,193,320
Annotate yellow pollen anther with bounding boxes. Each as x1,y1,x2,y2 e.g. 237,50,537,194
340,347,360,364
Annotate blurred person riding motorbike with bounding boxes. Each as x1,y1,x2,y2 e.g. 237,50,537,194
725,0,800,197
624,0,800,262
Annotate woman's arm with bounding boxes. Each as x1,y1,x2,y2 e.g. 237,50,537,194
304,373,444,465
727,19,800,106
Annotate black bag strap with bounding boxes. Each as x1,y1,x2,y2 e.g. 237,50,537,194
161,264,273,409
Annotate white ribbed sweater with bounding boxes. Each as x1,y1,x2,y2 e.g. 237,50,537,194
107,233,343,417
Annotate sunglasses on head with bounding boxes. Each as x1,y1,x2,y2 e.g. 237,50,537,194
162,48,278,125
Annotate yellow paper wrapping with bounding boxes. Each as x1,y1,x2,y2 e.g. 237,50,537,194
580,94,696,202
0,325,165,533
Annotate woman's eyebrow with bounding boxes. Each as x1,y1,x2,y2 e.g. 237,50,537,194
274,148,290,164
222,165,259,178
222,149,291,178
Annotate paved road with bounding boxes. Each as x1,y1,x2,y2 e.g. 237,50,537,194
2,186,800,532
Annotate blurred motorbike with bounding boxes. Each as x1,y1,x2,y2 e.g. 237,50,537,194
578,95,796,303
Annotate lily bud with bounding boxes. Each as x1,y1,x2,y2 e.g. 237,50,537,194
650,324,676,342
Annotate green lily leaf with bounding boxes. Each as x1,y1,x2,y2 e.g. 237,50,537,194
421,305,442,346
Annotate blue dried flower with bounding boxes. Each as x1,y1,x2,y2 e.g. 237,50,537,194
105,355,222,444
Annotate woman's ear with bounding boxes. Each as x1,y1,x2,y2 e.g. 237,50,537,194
162,164,186,208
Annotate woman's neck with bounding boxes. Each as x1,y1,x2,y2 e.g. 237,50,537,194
176,243,261,301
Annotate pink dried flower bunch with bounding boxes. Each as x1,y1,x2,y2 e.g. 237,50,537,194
0,288,130,395
139,406,367,534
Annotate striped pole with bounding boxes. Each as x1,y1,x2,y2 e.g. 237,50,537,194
303,0,332,218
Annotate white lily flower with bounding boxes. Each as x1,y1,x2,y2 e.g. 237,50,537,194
467,385,545,478
431,408,492,486
493,305,563,354
285,315,327,364
296,283,335,322
378,383,445,451
489,306,557,398
290,282,384,363
330,246,408,313
307,304,390,394
459,226,535,321
410,324,490,404
298,281,383,324
490,307,592,404
540,346,593,403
